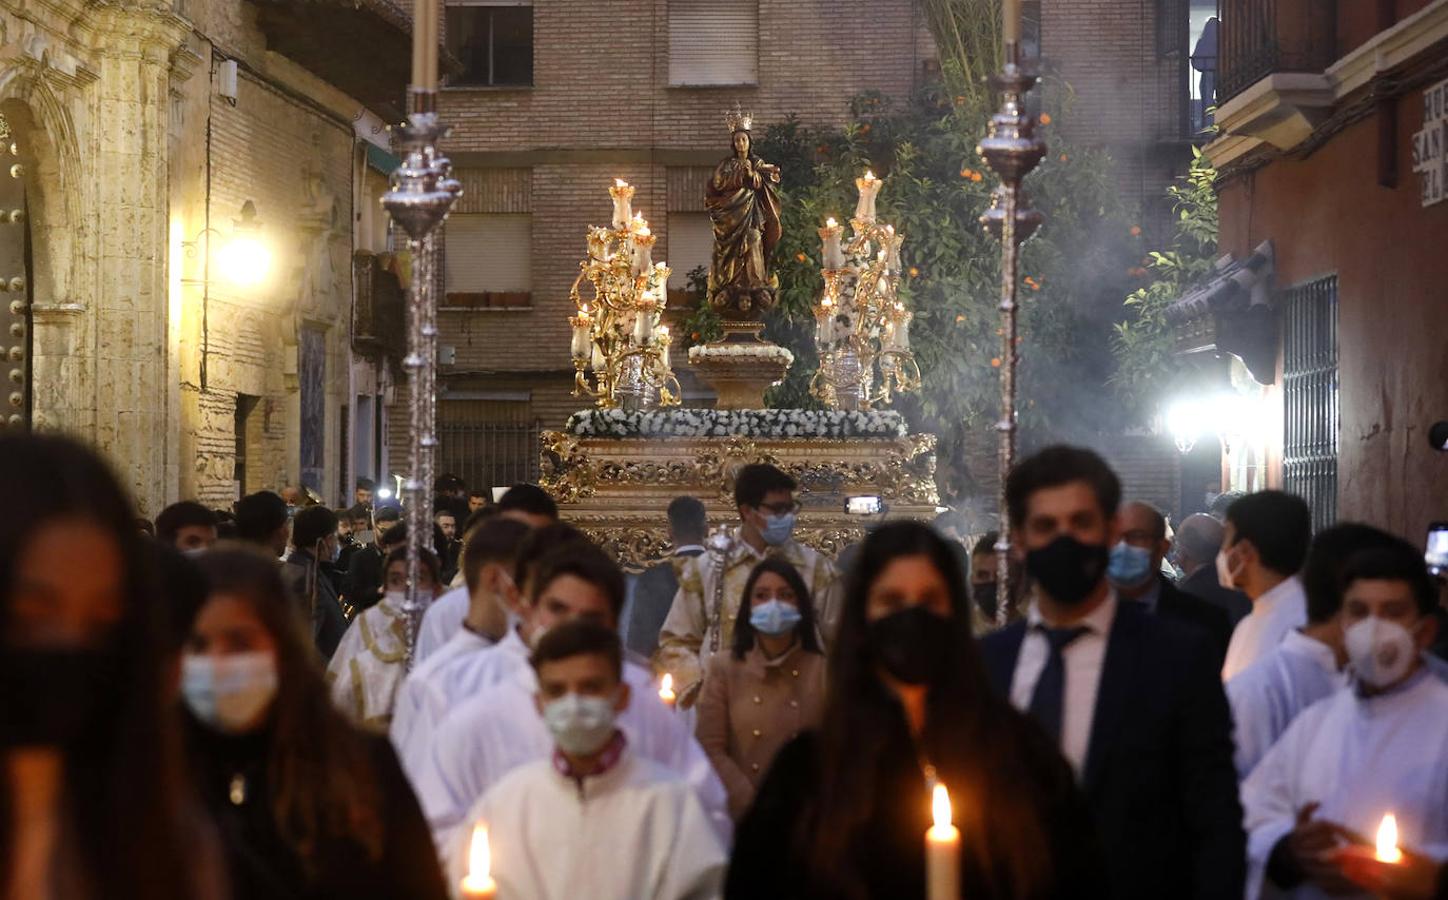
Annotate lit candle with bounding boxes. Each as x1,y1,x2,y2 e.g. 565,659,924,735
819,218,846,269
570,307,592,361
590,342,606,373
1376,814,1403,864
883,226,904,274
855,171,882,223
634,296,658,345
893,304,912,351
460,823,498,899
610,179,635,230
926,783,960,900
630,219,655,277
658,673,676,708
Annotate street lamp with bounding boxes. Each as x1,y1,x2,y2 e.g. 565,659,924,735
215,201,270,287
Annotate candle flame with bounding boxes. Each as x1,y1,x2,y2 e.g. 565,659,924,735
826,217,838,228
864,169,876,181
886,224,894,234
1377,814,1403,863
659,673,674,697
657,325,670,337
615,178,629,188
932,784,953,831
467,823,494,882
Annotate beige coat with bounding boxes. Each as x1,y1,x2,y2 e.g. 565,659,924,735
694,642,827,819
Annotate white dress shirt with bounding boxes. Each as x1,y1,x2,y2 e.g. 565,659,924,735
1008,591,1118,775
1222,576,1308,682
414,584,470,664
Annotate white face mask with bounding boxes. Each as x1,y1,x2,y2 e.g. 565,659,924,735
541,692,618,756
1345,616,1418,689
181,652,279,734
1215,547,1237,590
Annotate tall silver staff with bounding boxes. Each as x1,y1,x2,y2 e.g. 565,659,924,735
382,14,461,668
978,42,1045,626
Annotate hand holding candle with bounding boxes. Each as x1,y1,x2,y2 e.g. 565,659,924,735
1376,814,1403,864
658,672,676,708
926,783,960,900
460,823,498,899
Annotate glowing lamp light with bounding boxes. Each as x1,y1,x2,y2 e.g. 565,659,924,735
1165,399,1204,455
217,201,272,288
375,486,394,501
460,823,498,898
658,673,676,708
1376,814,1403,864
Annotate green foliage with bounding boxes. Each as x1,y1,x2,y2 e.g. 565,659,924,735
746,88,1140,487
1109,145,1219,418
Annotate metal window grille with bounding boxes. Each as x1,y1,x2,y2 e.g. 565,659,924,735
1281,275,1338,532
436,419,541,493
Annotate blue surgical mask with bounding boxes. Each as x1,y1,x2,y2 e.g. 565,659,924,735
750,599,802,636
761,512,796,546
1107,541,1155,588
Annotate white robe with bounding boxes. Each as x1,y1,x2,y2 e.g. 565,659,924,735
391,627,530,785
446,749,725,900
1242,670,1448,900
1223,576,1308,681
389,626,494,782
1227,629,1342,779
416,660,731,850
325,596,409,729
416,584,470,664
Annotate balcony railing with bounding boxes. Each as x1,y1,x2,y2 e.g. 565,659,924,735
1218,0,1336,104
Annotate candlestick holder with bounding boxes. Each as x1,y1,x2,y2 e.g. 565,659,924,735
977,45,1046,625
809,184,922,411
568,182,681,410
382,100,461,669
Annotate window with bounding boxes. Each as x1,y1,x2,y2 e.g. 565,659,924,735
437,397,540,491
444,213,532,307
446,3,533,87
666,212,713,300
1281,276,1338,532
669,0,758,86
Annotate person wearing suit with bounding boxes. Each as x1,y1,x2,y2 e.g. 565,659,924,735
1175,513,1253,625
978,446,1244,900
1108,501,1233,668
622,496,708,659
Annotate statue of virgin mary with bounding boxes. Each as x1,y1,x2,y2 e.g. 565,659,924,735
705,106,782,323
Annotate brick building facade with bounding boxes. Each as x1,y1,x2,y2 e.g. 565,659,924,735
0,0,411,514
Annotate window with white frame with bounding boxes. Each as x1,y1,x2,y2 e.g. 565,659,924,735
446,1,534,87
444,214,532,307
668,0,758,86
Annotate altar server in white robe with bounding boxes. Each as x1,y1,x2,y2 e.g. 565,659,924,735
1219,491,1314,681
326,546,441,729
446,621,725,900
416,537,729,842
391,517,531,777
1242,542,1448,900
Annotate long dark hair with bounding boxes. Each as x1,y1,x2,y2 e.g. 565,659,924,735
804,521,1056,897
194,547,385,866
0,435,200,899
730,558,822,660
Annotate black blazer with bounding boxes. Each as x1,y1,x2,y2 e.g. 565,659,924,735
1178,564,1253,626
979,601,1244,900
1155,575,1233,669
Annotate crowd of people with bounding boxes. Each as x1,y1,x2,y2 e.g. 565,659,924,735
3,431,1447,899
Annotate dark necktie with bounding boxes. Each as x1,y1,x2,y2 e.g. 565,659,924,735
1027,625,1091,745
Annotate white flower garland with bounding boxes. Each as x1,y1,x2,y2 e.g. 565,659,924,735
687,343,796,365
566,408,908,439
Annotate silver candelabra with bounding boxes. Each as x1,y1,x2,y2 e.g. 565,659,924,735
382,93,461,669
977,47,1045,626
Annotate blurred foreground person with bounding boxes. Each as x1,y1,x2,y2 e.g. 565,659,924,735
728,521,1104,899
327,547,442,729
447,622,726,899
0,434,214,899
184,547,447,899
1242,541,1448,900
695,558,826,819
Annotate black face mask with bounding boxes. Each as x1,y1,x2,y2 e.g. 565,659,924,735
868,606,953,685
0,646,118,749
972,581,999,618
1025,535,1110,607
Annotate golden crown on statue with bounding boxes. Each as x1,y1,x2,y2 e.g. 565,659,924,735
724,103,753,133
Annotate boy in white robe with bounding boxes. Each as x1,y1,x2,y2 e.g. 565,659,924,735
1242,541,1448,900
446,621,725,900
325,546,440,729
414,536,728,842
390,517,531,778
